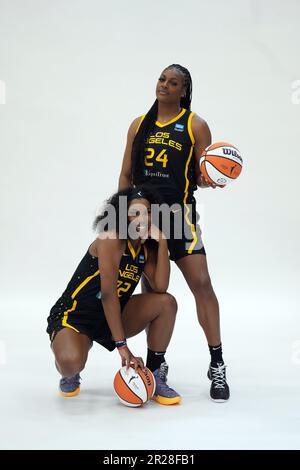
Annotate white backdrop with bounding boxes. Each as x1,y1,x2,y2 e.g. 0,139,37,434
0,0,299,450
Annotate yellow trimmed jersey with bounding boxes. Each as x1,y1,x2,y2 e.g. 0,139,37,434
49,240,148,318
133,108,197,204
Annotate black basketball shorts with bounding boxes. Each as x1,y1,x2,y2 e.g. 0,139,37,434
159,198,206,262
46,299,121,352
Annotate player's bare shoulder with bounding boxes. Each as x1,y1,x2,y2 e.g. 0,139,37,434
191,113,210,133
191,113,212,147
94,234,125,255
129,115,145,137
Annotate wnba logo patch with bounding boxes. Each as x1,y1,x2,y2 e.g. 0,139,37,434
174,123,184,132
138,254,145,263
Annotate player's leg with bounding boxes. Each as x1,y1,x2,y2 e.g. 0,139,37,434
121,293,181,405
176,254,220,344
176,254,230,401
122,292,176,348
137,276,169,358
51,328,92,397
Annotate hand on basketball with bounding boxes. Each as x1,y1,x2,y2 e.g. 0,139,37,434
198,174,225,189
199,174,217,189
118,346,145,371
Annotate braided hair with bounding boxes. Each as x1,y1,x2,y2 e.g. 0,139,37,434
131,64,193,184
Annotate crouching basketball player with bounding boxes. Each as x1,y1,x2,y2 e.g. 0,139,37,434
46,185,181,405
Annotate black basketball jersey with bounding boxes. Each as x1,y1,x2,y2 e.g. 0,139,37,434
50,240,148,319
133,108,197,204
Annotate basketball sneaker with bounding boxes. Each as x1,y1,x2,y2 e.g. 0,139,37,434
59,373,81,397
152,362,181,405
207,362,230,402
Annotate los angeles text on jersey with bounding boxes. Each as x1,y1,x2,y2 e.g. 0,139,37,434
146,131,182,151
119,264,140,282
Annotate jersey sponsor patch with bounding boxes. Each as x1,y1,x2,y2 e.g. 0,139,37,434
174,123,184,132
144,169,170,178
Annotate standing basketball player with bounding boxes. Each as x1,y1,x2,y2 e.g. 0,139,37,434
118,64,230,401
47,185,181,405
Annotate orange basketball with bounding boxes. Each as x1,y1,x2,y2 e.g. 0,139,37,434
113,366,156,407
200,141,243,186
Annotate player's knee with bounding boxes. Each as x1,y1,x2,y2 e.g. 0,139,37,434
160,293,178,316
56,350,86,375
189,274,213,296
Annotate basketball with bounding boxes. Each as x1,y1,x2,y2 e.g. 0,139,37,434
200,141,243,186
113,366,156,407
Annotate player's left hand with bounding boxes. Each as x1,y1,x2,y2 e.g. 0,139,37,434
198,174,225,189
198,174,216,188
149,224,165,242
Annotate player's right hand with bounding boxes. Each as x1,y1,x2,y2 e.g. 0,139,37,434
118,346,145,371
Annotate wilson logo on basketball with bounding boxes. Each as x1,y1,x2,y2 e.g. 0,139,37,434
143,371,152,387
222,148,242,162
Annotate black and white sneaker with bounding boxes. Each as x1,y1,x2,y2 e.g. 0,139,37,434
207,362,230,402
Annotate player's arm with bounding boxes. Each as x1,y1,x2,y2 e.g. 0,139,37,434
96,235,125,342
118,116,143,191
143,228,170,293
191,114,216,188
96,235,144,370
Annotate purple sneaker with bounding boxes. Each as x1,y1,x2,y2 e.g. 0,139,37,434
59,373,81,397
152,362,181,405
